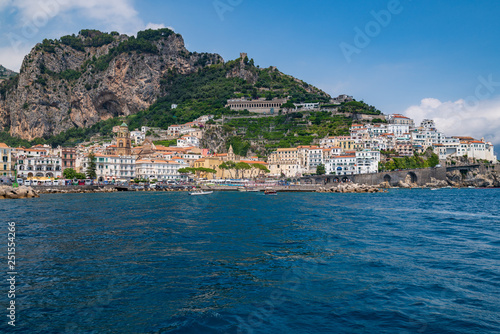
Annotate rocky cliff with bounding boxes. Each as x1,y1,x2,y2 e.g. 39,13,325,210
0,29,223,140
447,170,500,188
0,65,17,82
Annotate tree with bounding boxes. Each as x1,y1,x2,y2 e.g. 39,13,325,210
178,167,194,175
86,153,97,179
75,172,87,179
316,164,326,175
428,152,440,167
197,167,217,179
63,168,77,179
235,162,251,179
281,101,296,113
219,161,236,179
251,163,270,178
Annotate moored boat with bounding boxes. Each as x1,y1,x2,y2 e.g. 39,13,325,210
264,189,277,195
188,190,213,196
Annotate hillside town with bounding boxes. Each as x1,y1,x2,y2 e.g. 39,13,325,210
0,112,497,185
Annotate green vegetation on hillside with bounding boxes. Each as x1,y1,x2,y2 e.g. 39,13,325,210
126,59,330,130
338,100,381,115
380,150,440,171
224,112,352,154
83,28,176,73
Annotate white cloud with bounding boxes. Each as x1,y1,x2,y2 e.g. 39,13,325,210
6,0,142,34
145,23,168,30
0,1,170,70
404,97,500,146
0,45,32,71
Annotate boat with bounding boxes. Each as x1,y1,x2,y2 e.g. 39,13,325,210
188,190,213,196
430,188,439,191
264,189,277,195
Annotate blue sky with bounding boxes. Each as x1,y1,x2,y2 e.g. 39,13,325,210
1,0,499,144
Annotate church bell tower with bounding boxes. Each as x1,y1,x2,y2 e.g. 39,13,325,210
116,122,131,156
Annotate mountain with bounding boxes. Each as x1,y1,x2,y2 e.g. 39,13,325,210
0,28,331,142
0,29,222,140
0,65,17,81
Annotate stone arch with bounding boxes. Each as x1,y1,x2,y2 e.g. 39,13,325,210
28,172,33,178
333,177,340,183
342,177,350,183
46,172,53,178
384,174,391,183
407,171,418,184
98,176,104,182
35,172,44,177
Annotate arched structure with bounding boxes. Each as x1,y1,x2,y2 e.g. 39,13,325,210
407,172,418,184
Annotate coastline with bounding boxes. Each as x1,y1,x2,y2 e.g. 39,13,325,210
2,183,496,199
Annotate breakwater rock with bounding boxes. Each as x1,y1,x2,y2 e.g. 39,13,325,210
0,186,39,199
36,187,118,194
317,184,384,193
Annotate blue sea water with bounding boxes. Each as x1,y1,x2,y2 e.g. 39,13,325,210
0,189,499,333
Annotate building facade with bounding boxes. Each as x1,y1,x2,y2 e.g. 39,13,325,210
61,147,76,171
0,143,13,177
17,156,62,179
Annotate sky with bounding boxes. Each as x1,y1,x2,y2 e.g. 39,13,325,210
0,0,499,145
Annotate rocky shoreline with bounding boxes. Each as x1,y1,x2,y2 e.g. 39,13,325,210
317,184,386,193
0,186,39,199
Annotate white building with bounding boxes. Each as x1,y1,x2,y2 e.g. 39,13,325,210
355,150,380,174
387,114,415,127
388,124,410,137
177,135,200,148
17,156,62,179
130,131,146,145
13,148,48,158
83,154,136,182
325,155,356,176
459,140,497,161
306,147,324,171
135,159,189,181
294,102,320,110
196,115,214,123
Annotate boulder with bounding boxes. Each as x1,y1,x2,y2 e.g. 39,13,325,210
398,180,411,188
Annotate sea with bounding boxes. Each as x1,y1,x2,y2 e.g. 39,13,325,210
0,189,499,333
